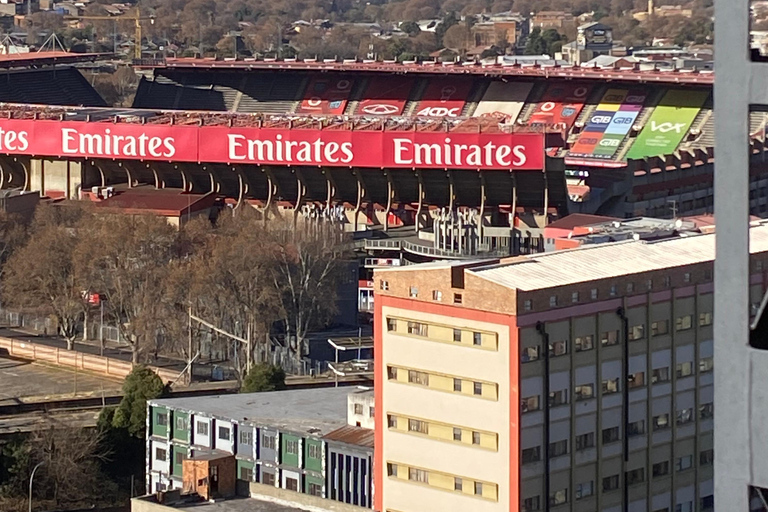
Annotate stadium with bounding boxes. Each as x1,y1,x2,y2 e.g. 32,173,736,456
0,51,758,285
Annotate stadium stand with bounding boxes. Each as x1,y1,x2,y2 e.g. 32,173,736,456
0,67,106,107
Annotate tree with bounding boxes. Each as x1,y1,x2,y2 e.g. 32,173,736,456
400,20,421,36
0,211,27,272
241,363,287,392
112,366,167,438
442,23,470,51
435,11,458,47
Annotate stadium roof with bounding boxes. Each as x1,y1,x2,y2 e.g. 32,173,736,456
134,57,714,86
0,51,104,69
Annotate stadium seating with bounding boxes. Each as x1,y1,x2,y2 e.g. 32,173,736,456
0,67,106,107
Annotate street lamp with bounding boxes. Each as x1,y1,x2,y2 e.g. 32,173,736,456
28,461,44,512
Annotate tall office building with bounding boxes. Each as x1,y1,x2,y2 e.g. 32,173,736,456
374,222,768,512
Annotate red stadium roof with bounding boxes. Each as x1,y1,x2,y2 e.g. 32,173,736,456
0,51,103,68
134,57,714,86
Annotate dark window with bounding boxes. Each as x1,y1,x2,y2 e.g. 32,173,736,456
196,421,208,436
262,471,275,486
454,477,462,491
602,474,620,492
386,318,397,331
218,426,230,440
626,468,645,485
700,495,714,510
601,330,619,346
473,382,483,395
473,332,482,346
239,430,253,446
387,366,398,380
308,483,322,496
575,432,595,451
174,450,184,466
155,448,166,461
522,446,541,464
156,412,168,426
240,466,253,481
602,426,620,444
652,460,670,477
700,449,714,466
522,346,540,362
286,477,298,491
262,434,276,450
453,329,462,342
549,440,568,458
627,420,645,436
523,496,541,511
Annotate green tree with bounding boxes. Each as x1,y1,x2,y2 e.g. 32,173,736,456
400,20,421,36
241,363,287,393
112,366,167,438
524,27,545,55
435,11,458,47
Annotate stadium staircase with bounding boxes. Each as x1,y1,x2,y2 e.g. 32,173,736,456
614,87,665,161
566,85,607,145
460,80,488,117
516,81,549,123
402,79,429,116
344,78,369,116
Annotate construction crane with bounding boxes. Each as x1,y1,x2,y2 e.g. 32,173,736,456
65,7,155,60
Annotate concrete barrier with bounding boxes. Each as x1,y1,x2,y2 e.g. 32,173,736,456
0,337,188,386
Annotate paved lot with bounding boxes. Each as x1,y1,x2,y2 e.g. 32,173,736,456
0,355,122,405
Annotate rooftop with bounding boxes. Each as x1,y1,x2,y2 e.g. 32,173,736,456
323,425,375,448
132,495,314,512
467,220,768,291
150,387,352,437
93,186,215,216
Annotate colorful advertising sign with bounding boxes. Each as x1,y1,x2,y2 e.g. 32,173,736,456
296,77,354,115
528,83,592,129
626,90,709,160
413,79,472,118
0,118,546,170
568,88,647,160
357,77,414,116
472,82,534,122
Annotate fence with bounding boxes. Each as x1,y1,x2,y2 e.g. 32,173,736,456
0,337,188,385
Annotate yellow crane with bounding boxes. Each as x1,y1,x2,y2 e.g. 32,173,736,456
66,7,155,60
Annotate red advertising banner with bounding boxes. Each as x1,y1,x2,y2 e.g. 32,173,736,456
357,77,414,116
296,77,354,115
413,79,472,118
528,83,592,129
0,118,545,170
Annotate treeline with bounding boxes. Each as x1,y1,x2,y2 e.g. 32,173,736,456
0,203,347,378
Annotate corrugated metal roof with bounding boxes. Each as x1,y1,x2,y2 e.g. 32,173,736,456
471,221,768,292
322,425,375,448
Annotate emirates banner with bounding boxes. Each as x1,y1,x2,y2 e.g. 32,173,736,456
0,118,545,170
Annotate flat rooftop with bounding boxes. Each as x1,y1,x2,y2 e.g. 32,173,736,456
133,495,316,512
150,387,352,436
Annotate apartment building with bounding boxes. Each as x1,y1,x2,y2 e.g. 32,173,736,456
146,387,374,509
374,221,768,512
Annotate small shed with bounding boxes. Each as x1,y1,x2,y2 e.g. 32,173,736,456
182,450,236,501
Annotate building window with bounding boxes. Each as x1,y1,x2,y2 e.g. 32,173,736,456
572,292,579,303
575,481,594,500
407,321,428,337
653,414,670,430
574,384,594,401
700,357,714,373
354,403,364,415
700,449,714,466
453,378,462,392
627,282,635,293
285,477,298,491
432,290,442,301
548,340,568,357
474,481,483,496
610,285,618,297
387,415,397,428
627,420,645,436
549,295,558,307
369,406,375,418
646,279,653,291
521,395,540,413
409,467,429,483
675,315,693,331
453,293,463,304
176,416,187,431
662,276,671,287
522,346,540,362
472,431,481,445
454,477,463,492
548,389,568,407
575,335,594,352
262,472,275,486
629,324,644,341
628,371,645,389
239,430,253,446
155,447,167,461
387,366,398,380
676,408,694,425
676,501,693,512
683,272,691,283
700,402,714,420
652,460,670,477
262,434,276,450
175,450,184,466
408,419,428,434
601,330,619,346
651,320,669,336
409,286,418,298
549,489,567,506
218,426,230,441
386,318,397,332
652,367,670,383
523,496,541,512
676,455,693,472
602,474,620,492
196,421,208,436
590,288,598,300
240,466,253,481
602,378,619,394
699,312,713,326
522,446,541,464
453,428,462,441
700,495,714,511
286,439,299,455
387,463,398,477
156,412,168,427
602,426,620,444
704,269,712,280
308,483,322,496
473,382,483,396
380,280,389,291
473,332,482,346
308,444,321,459
549,440,568,458
408,370,429,386
626,468,645,485
523,299,533,312
575,432,595,451
453,329,462,342
676,361,694,378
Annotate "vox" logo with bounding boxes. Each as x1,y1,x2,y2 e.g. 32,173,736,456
650,121,687,133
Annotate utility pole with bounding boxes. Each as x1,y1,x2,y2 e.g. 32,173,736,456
188,305,192,381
